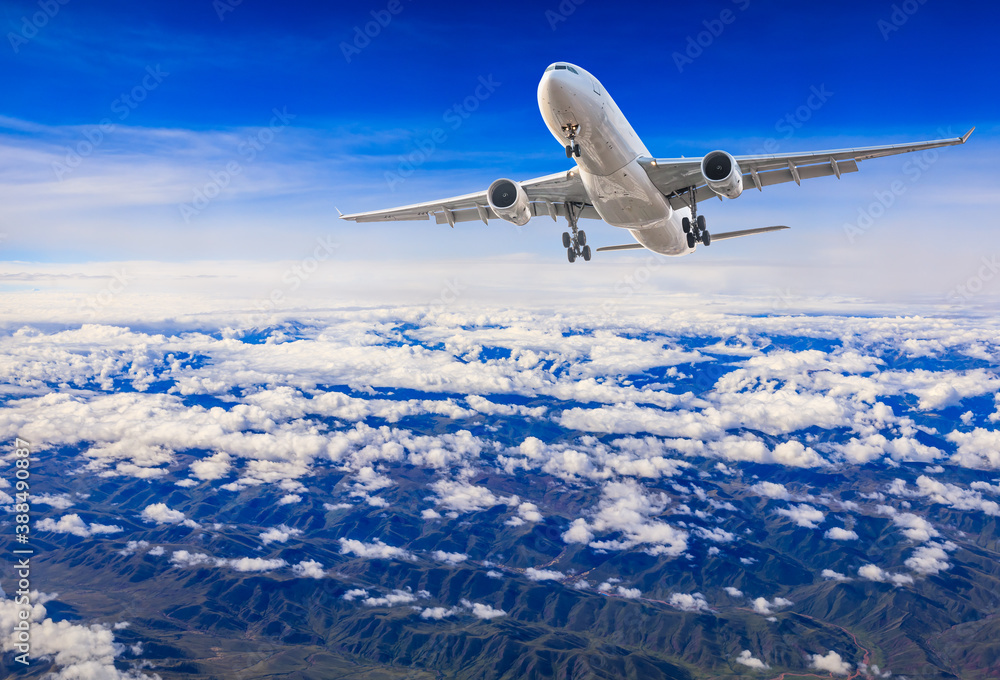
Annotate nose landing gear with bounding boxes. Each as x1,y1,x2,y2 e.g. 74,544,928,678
561,123,581,158
561,202,591,262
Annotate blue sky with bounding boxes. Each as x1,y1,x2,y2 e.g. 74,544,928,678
0,0,997,307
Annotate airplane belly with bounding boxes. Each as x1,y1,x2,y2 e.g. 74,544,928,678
629,215,692,257
580,158,672,228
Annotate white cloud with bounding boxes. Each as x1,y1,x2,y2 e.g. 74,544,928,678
362,589,419,607
947,427,1000,469
668,592,710,612
885,511,939,542
169,550,212,568
431,479,508,513
905,542,956,575
0,595,156,679
824,527,859,541
190,451,233,481
338,538,413,561
460,598,506,619
140,503,187,525
118,540,150,556
809,650,852,675
291,559,327,579
822,569,850,581
751,597,792,616
858,564,914,586
775,504,825,529
735,649,770,670
342,588,368,602
431,550,468,566
33,493,75,510
36,514,122,538
578,479,689,557
890,475,1000,516
420,606,459,619
562,518,595,544
225,557,287,573
515,501,542,523
169,550,285,572
259,524,303,545
749,481,792,500
525,567,564,582
278,493,302,505
724,586,743,597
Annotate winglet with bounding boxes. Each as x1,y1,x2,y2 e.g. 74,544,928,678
335,206,347,220
960,127,975,144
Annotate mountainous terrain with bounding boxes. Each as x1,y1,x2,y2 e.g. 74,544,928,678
1,306,998,679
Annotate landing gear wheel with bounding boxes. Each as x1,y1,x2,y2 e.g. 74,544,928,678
682,217,691,234
696,215,706,232
687,232,696,249
702,231,711,246
567,248,577,263
565,145,573,158
582,245,592,261
577,230,587,247
573,143,581,157
562,232,571,248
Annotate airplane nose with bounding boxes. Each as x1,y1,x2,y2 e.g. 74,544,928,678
538,70,570,107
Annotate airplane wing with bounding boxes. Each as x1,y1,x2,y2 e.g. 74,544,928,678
639,127,974,209
339,169,601,226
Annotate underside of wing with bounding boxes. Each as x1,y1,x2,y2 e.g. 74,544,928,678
710,225,789,241
596,225,789,253
595,243,646,252
640,127,974,209
339,169,598,226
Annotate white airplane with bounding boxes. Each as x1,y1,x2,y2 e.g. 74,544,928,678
341,62,973,263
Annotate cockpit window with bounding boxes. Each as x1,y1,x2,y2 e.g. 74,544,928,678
545,64,556,72
555,65,567,70
567,66,578,74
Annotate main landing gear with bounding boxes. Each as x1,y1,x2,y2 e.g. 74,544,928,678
679,186,711,249
562,202,591,263
562,123,581,158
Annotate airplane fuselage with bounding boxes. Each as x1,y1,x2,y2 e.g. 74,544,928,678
537,63,692,255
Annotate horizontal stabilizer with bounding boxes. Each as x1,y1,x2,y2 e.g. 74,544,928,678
595,243,645,252
710,225,789,241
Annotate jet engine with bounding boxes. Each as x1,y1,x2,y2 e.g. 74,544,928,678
487,178,531,226
701,150,743,199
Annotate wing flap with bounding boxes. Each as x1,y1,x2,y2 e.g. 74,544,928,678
644,127,973,204
430,202,601,225
341,169,590,224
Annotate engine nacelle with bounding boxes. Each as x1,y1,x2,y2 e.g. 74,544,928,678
487,178,531,226
701,150,743,199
